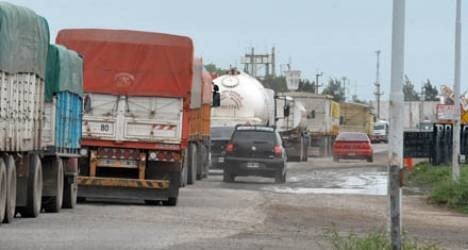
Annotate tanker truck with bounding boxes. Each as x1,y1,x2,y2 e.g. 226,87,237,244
210,70,308,167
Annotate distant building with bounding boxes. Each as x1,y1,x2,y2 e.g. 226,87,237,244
370,101,439,129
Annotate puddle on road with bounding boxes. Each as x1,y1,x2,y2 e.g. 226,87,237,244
264,170,388,196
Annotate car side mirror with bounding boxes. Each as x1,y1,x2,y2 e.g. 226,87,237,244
283,105,290,117
83,94,92,113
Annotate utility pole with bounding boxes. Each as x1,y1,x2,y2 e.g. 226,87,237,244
389,0,405,249
315,72,322,94
342,76,347,101
452,0,462,182
374,50,384,119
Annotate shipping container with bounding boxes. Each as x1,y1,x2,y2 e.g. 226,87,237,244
57,29,193,206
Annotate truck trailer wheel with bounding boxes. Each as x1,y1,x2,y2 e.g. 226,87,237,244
180,149,189,187
3,155,16,223
18,154,43,218
162,197,178,206
43,157,64,213
62,175,77,209
187,143,197,185
0,159,6,223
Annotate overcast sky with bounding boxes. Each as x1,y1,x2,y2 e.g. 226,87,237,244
10,0,467,100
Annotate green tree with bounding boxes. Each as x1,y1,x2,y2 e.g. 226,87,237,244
262,75,288,93
321,78,346,102
422,79,439,101
204,64,227,76
298,79,316,93
403,78,420,101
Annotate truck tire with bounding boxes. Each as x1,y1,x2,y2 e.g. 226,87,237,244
223,170,234,183
0,159,6,224
187,143,197,185
62,174,77,209
202,145,209,178
196,144,203,180
43,157,64,213
18,154,43,218
180,149,189,187
144,200,160,205
162,197,178,206
3,155,16,223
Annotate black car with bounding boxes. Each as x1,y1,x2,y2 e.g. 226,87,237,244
223,125,287,183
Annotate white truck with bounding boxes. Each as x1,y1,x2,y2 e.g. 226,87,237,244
210,70,309,164
281,92,340,157
371,120,389,143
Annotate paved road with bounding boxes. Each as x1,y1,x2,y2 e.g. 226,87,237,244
1,147,468,249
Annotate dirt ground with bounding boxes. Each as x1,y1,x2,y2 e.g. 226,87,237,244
1,145,467,249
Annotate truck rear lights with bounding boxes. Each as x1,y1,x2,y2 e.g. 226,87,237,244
226,143,234,153
274,145,283,156
148,151,181,162
98,148,140,160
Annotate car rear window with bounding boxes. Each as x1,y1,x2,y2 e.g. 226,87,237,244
336,132,369,141
211,127,235,140
232,131,277,144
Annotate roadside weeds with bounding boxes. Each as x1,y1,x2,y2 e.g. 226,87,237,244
405,162,468,214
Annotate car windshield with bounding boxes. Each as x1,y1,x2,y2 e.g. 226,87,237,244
336,132,369,142
211,127,235,140
374,125,386,130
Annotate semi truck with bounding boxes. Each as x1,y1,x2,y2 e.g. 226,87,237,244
0,2,82,223
210,70,308,165
57,29,195,206
281,92,340,157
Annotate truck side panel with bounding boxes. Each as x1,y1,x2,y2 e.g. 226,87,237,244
0,72,44,152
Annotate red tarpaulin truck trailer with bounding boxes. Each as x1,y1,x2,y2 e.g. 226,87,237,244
57,29,194,206
184,58,212,185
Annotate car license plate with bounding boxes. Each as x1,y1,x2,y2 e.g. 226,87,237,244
348,152,356,156
247,162,260,168
218,157,224,163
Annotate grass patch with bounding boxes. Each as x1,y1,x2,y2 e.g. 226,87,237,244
324,227,441,250
325,229,442,250
406,163,468,213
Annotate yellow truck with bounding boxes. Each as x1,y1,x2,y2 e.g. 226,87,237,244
339,102,374,136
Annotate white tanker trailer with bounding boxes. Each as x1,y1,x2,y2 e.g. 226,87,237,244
210,71,309,168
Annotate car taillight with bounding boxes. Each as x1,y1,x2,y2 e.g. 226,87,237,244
226,143,234,153
274,145,283,157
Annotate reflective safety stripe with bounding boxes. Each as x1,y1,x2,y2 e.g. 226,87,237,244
78,176,169,189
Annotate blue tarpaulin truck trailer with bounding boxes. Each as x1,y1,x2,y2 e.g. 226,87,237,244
0,2,82,223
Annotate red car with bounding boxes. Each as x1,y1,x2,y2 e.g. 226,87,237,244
333,132,373,162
